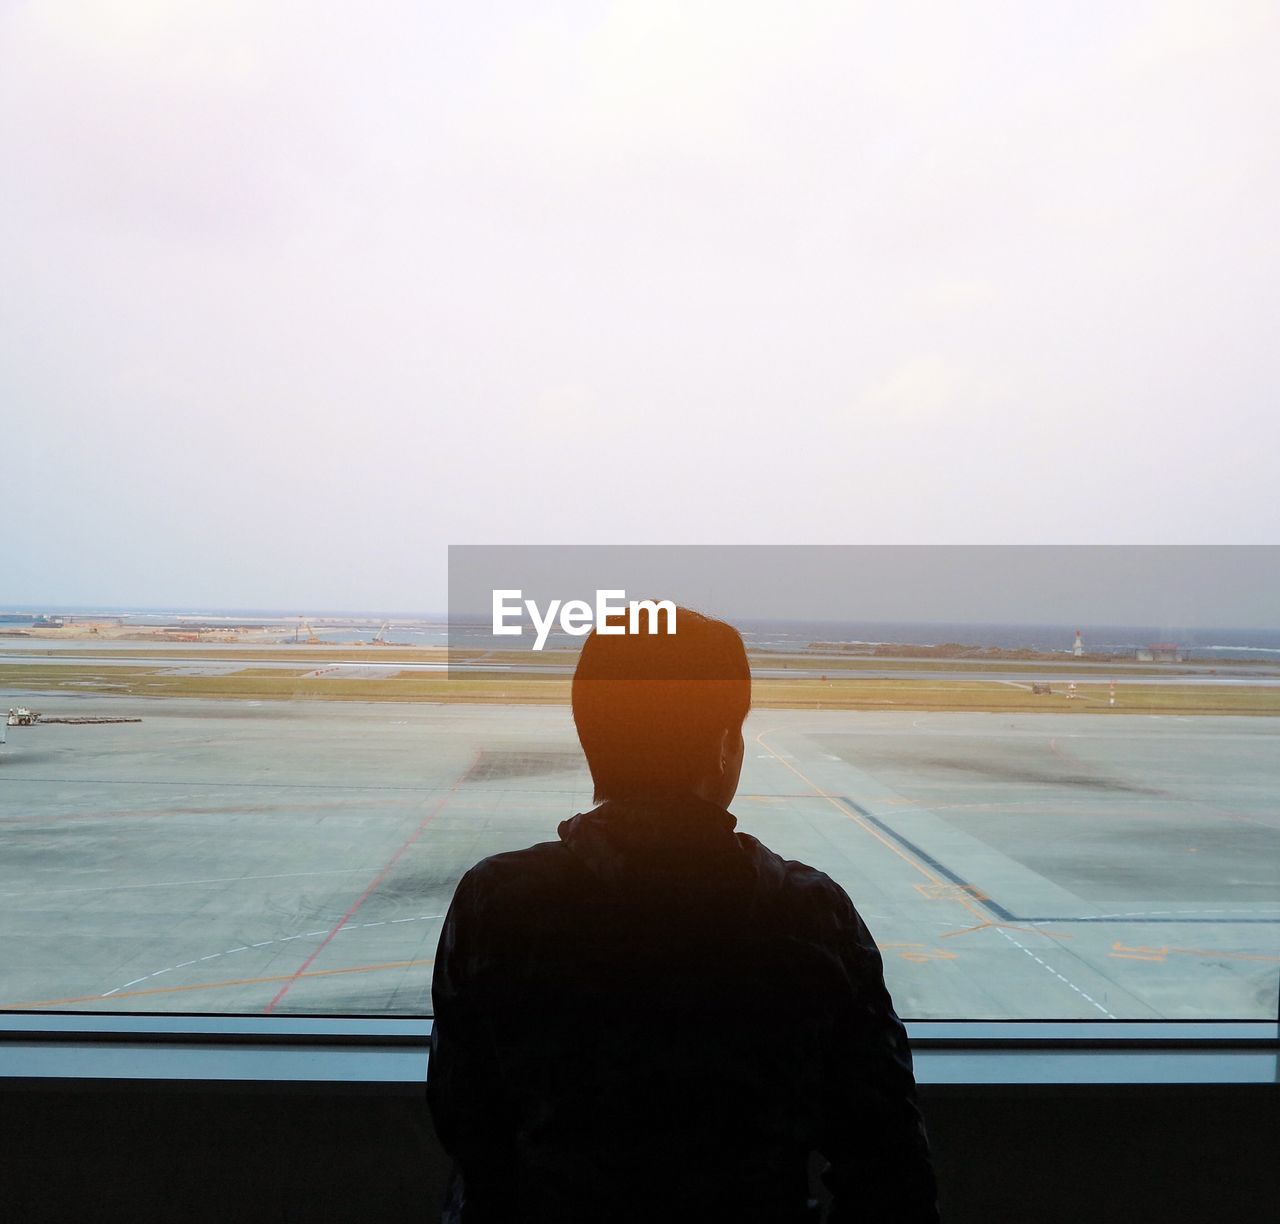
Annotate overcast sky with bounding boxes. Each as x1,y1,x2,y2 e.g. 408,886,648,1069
2,2,1277,612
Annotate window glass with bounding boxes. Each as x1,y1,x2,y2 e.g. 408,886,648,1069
2,545,1276,1019
2,6,1275,1020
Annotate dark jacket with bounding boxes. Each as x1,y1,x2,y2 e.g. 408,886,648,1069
428,794,939,1223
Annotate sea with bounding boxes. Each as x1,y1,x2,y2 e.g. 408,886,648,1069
2,608,1279,662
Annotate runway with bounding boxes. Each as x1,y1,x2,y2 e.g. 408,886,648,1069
7,650,1279,689
0,696,1276,1019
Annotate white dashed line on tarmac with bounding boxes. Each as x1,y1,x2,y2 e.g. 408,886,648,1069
994,927,1115,1018
1029,908,1280,923
0,866,389,901
100,914,447,997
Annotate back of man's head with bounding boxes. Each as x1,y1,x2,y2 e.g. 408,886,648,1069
571,606,750,802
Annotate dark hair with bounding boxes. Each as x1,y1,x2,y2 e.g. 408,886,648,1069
571,606,751,801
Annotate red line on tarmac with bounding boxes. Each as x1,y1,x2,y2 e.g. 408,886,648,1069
263,757,475,1013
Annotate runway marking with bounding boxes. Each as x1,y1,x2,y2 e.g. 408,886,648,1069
752,728,991,929
0,866,388,900
738,793,820,800
914,882,990,903
758,718,1280,975
845,800,1018,922
881,942,960,964
9,956,436,1010
993,927,1115,1017
940,920,1071,940
1108,941,1280,964
264,754,475,1013
753,726,1140,1016
2,778,475,792
1109,944,1167,962
97,914,446,998
1029,909,1280,922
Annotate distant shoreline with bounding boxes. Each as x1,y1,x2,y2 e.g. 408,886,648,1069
801,640,1267,667
1,612,1278,664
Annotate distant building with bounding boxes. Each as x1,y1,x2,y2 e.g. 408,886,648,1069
1137,643,1183,663
1073,630,1084,657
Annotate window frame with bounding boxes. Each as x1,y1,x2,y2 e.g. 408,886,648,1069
2,1014,1275,1088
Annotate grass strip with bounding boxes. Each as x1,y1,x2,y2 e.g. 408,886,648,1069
3,665,1277,715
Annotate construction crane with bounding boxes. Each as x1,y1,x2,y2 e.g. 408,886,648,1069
294,619,323,645
372,622,392,645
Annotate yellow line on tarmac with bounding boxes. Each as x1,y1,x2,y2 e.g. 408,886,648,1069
752,726,990,927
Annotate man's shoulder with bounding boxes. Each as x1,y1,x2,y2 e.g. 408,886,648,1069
454,827,864,941
470,838,568,871
736,830,849,894
735,832,859,920
444,842,580,945
456,839,577,901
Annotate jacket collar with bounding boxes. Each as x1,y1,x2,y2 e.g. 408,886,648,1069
556,794,741,884
559,793,737,843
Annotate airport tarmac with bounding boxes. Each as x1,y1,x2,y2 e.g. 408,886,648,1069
0,695,1276,1020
